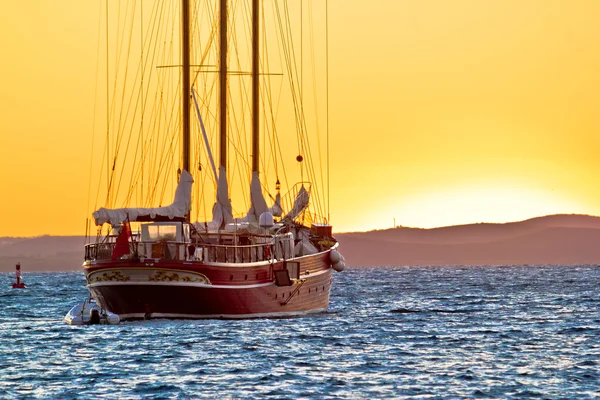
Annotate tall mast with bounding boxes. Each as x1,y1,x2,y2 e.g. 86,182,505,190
219,0,228,169
251,0,259,173
182,0,191,173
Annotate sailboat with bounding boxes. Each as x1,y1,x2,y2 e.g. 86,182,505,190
78,0,344,320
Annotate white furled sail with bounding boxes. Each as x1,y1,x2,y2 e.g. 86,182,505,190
269,192,282,217
93,170,194,227
283,185,310,221
244,171,268,222
238,174,282,223
202,165,233,230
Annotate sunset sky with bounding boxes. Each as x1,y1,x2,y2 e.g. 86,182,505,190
1,0,600,237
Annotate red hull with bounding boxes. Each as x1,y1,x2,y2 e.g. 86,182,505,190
85,251,333,319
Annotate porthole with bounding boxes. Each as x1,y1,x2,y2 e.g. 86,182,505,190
229,275,233,281
244,274,248,281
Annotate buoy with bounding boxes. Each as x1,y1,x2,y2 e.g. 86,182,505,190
11,262,26,289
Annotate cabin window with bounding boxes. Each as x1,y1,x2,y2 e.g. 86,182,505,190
147,225,178,241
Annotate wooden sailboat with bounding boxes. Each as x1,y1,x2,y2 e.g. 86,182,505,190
82,0,344,320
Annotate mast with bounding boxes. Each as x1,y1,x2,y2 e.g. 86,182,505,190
182,0,191,173
252,0,259,173
219,0,228,169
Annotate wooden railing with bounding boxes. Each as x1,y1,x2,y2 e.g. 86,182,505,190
85,236,294,264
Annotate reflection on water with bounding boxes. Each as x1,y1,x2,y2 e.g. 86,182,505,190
1,265,599,398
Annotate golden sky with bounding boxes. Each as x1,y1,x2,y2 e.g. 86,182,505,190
1,0,600,236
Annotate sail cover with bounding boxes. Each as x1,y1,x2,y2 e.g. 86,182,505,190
244,171,268,222
198,165,233,230
242,172,283,222
270,192,282,217
283,185,309,221
93,170,194,226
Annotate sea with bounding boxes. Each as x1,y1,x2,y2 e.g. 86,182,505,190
1,265,599,399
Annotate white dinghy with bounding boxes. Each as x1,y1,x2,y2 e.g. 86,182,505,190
64,296,120,325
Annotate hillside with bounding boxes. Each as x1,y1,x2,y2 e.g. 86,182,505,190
336,214,600,266
1,214,600,271
0,236,84,272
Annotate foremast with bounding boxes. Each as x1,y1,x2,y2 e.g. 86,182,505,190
181,0,191,174
219,0,228,171
252,0,260,174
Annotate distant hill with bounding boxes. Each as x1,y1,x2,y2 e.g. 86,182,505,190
336,214,600,266
1,214,600,271
0,236,85,272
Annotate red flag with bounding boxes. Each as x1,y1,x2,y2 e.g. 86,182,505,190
111,221,132,261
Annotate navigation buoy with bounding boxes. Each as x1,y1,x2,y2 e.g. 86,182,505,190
11,262,26,289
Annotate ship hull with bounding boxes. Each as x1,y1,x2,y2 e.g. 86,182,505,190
85,251,333,320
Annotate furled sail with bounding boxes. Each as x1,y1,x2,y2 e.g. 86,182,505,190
200,165,233,230
93,170,194,226
283,185,309,221
246,171,268,221
242,172,282,222
269,193,282,217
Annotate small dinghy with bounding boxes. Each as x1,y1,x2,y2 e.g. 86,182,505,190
64,296,120,325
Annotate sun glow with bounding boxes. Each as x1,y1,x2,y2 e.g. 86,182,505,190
2,1,600,237
348,184,589,232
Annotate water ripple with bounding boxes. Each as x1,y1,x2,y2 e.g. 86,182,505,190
1,266,600,398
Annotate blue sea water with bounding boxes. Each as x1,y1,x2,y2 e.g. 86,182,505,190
1,265,599,399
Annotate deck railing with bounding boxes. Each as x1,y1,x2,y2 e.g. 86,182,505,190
85,236,294,264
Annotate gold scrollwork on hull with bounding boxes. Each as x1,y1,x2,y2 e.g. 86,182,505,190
91,271,131,283
148,270,211,285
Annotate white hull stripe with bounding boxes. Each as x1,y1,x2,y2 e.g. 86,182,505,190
88,281,274,289
118,307,328,320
